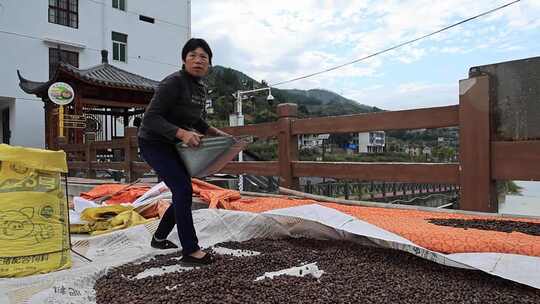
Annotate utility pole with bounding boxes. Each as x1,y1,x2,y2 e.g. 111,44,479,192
229,86,274,191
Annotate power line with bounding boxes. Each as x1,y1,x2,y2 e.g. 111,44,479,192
0,29,181,68
0,29,42,42
270,0,521,87
84,0,190,30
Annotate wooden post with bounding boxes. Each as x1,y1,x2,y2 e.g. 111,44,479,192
277,103,299,190
124,127,140,182
44,102,50,149
459,75,496,212
85,133,96,178
73,83,83,144
123,108,129,127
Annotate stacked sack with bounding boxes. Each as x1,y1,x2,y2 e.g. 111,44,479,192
0,144,71,277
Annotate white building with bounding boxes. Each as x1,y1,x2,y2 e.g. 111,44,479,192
298,134,329,149
405,146,421,156
0,0,191,148
357,131,385,153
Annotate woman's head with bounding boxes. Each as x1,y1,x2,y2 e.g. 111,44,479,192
181,38,212,77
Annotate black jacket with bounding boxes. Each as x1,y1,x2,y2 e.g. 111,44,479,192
138,70,209,143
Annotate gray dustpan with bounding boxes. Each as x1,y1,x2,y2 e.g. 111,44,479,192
176,136,248,178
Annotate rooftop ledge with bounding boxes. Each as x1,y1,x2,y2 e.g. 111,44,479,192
42,37,86,50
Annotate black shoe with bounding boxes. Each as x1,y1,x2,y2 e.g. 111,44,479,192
180,252,215,266
151,237,178,250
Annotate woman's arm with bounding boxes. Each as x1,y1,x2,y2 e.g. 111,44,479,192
192,118,230,137
141,76,182,141
206,126,232,137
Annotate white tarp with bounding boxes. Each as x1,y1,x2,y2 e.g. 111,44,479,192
0,204,538,304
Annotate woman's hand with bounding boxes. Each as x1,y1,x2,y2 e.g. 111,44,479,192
176,128,203,147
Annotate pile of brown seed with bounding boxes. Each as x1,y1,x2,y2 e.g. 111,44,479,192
94,238,540,304
427,218,540,236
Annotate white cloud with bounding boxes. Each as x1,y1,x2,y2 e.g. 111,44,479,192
345,82,457,110
439,46,467,54
192,0,539,109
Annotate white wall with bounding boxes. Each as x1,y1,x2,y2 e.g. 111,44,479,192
12,99,45,147
358,132,370,153
0,0,190,148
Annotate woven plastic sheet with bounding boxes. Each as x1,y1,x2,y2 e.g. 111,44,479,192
0,206,538,303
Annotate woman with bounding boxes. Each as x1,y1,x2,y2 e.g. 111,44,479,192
138,38,229,265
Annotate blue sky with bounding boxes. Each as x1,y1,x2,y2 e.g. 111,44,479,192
192,0,539,110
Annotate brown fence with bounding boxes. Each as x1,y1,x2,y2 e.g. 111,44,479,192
59,74,540,212
60,127,145,183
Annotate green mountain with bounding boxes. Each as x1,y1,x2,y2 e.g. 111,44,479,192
282,88,379,116
206,66,381,124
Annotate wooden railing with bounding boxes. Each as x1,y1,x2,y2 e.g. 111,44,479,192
218,75,540,212
61,127,145,182
60,75,540,212
220,103,461,191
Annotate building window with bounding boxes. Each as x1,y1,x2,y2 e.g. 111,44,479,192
139,15,155,24
112,31,128,62
48,0,78,28
112,0,126,11
49,48,79,77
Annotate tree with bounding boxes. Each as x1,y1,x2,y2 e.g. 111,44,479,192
330,133,352,147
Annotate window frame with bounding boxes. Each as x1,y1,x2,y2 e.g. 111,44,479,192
139,15,155,24
49,48,79,77
112,0,126,11
111,31,128,63
48,0,79,29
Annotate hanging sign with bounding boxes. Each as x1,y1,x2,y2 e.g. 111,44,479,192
63,114,87,129
48,82,75,105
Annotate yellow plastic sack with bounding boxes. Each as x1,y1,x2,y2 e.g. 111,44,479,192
0,144,70,277
72,205,153,236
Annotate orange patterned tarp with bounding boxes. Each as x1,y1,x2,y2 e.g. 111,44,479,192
80,184,151,205
191,179,540,257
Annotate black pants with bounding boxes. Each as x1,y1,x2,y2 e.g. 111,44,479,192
138,138,199,256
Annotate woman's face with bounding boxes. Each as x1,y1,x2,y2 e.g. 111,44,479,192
184,47,210,77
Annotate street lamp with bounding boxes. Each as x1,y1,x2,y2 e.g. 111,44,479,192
229,86,274,191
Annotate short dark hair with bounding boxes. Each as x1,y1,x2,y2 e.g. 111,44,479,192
181,38,212,65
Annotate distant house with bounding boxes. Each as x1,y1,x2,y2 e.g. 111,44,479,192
405,145,432,157
299,134,322,148
298,133,329,149
405,146,422,156
356,131,385,153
